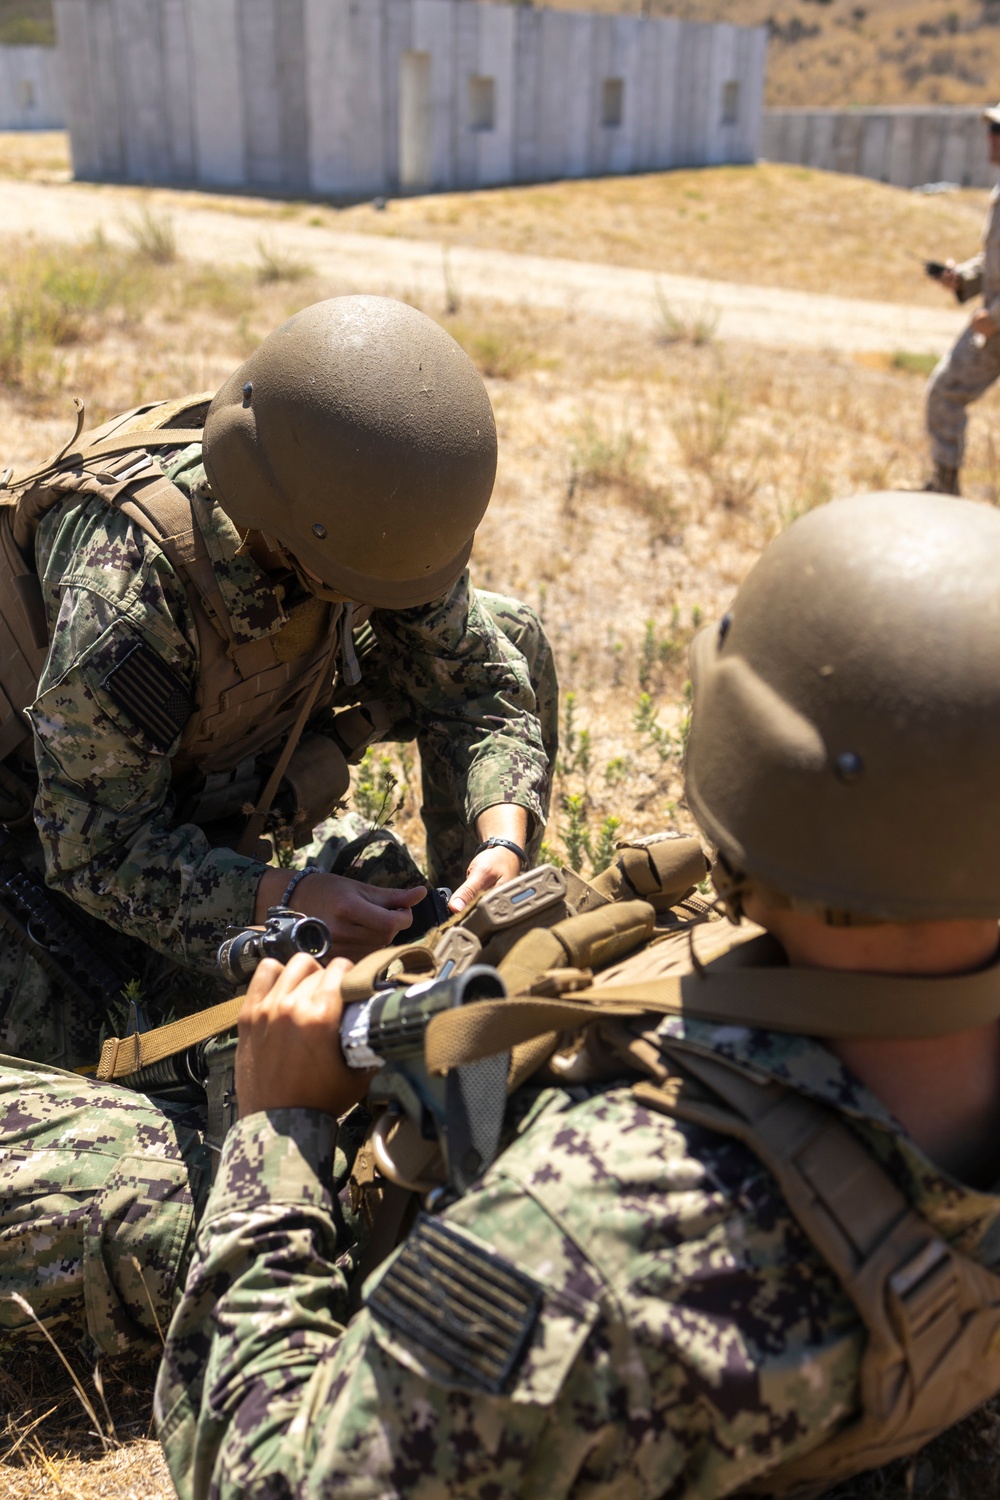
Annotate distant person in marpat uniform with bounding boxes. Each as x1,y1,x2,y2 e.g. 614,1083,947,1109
4,493,1000,1494
924,101,1000,494
0,296,555,1071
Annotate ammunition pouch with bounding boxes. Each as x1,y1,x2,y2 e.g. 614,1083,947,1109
176,733,352,852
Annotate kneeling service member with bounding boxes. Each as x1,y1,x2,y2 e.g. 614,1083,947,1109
0,295,555,1069
152,490,1000,1499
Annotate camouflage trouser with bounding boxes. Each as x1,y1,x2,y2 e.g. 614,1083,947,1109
926,321,1000,469
338,590,558,888
0,1055,208,1359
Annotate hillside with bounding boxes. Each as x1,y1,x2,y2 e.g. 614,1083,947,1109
511,0,1000,108
0,0,52,45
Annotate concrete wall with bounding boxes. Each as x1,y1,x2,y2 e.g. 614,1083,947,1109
762,107,995,190
54,0,767,194
0,45,64,129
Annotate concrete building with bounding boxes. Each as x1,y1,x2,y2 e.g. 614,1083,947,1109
53,0,767,195
762,107,995,191
0,44,64,129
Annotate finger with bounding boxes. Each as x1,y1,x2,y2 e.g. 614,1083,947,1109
324,907,416,959
449,878,478,913
268,950,324,1000
245,952,324,1024
311,956,353,1023
244,956,284,1012
360,883,427,910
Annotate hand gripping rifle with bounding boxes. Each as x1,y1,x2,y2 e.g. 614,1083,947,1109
97,843,710,1184
104,905,510,1196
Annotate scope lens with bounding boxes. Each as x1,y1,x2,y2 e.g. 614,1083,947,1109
291,917,332,960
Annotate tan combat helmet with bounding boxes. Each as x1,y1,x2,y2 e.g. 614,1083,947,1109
685,491,1000,922
203,296,497,609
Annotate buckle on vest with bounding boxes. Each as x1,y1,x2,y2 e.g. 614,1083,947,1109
889,1238,959,1377
890,1238,949,1302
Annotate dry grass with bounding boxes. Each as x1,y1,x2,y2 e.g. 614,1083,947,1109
332,165,989,308
1,134,992,311
0,156,999,1496
0,1344,174,1498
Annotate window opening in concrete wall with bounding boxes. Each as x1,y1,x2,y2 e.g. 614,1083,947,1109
400,50,432,189
469,75,495,132
722,80,739,126
602,78,624,128
18,80,35,110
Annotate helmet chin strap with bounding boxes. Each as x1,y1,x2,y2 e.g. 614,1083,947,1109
711,853,892,929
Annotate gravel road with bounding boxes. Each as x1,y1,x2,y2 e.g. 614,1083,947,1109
1,176,967,356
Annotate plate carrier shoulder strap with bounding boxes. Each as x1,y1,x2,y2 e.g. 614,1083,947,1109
623,1036,1000,1496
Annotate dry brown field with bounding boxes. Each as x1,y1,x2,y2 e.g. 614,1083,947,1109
2,132,1000,1498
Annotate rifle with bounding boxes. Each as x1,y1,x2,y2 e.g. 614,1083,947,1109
99,841,709,1182
114,904,510,1196
0,847,131,1025
923,257,980,305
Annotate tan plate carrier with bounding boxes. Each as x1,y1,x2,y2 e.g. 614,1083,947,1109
0,396,382,854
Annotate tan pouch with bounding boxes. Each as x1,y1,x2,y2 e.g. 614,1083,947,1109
590,834,708,911
278,733,351,846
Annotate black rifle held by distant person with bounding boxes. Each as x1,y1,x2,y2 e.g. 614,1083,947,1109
924,258,979,304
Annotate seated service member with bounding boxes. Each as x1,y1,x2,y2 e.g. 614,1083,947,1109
147,491,1000,1499
0,295,555,1070
1,495,1000,1500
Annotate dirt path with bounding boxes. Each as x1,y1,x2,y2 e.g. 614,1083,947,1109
1,177,967,356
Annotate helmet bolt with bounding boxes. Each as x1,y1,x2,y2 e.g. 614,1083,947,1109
312,522,328,540
718,612,732,647
834,751,864,783
242,381,253,405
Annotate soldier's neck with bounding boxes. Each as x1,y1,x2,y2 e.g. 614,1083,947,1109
747,899,1000,1188
832,1026,1000,1188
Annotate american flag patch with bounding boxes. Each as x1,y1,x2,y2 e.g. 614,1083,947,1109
101,639,194,752
367,1215,542,1394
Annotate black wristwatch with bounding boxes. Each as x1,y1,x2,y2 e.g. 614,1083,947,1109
472,835,528,869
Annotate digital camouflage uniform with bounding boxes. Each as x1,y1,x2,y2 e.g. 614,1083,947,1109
0,442,554,1071
0,1053,210,1358
926,183,1000,471
148,987,1000,1500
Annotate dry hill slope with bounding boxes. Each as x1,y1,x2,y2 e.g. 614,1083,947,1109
500,0,1000,108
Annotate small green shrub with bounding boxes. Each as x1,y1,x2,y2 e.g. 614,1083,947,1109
125,207,178,265
352,749,403,827
254,237,313,284
890,350,938,377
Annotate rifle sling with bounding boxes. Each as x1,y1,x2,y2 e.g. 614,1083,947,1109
96,940,442,1082
97,941,1000,1082
97,993,245,1081
425,943,1000,1073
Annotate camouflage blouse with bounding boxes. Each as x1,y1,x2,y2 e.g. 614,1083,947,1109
25,445,549,971
154,1014,1000,1499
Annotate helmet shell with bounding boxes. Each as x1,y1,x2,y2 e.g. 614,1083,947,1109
685,491,1000,920
203,296,497,608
